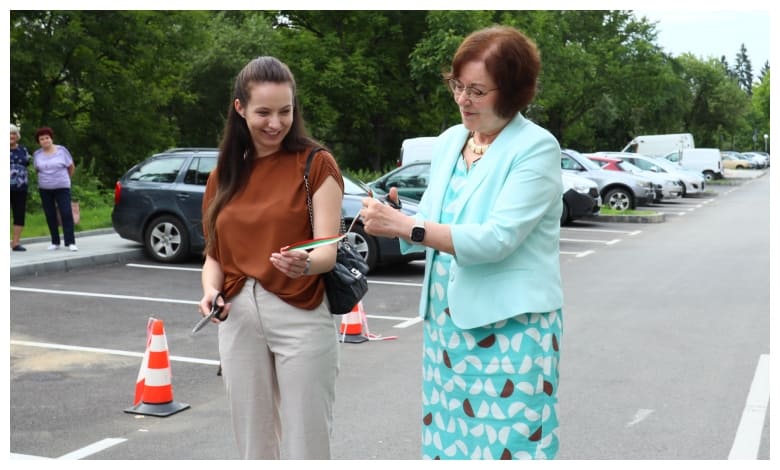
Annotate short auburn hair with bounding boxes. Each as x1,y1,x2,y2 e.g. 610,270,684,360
447,26,541,119
35,126,54,141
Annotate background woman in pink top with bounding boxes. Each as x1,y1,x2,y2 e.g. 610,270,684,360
33,126,78,251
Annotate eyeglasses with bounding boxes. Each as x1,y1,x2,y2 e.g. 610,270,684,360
447,78,498,100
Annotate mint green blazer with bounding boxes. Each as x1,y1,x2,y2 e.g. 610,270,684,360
400,113,563,329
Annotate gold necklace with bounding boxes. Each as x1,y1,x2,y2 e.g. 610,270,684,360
466,136,490,155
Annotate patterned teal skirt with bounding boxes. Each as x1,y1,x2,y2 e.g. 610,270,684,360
422,254,563,459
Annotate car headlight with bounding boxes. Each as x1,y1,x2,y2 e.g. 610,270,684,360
572,183,593,194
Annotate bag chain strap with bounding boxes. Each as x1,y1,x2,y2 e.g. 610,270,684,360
304,147,347,237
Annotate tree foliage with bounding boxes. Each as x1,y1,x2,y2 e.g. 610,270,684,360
10,10,770,186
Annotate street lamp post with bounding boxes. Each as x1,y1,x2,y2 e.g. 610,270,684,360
764,134,768,153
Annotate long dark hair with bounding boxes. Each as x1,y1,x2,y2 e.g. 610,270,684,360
204,56,320,256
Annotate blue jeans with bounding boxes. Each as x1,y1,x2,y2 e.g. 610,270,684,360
39,187,76,246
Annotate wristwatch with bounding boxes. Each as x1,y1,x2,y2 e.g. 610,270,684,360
410,221,426,244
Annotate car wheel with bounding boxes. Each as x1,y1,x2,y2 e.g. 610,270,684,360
603,188,633,211
347,223,378,272
679,181,687,197
560,200,570,225
144,215,190,263
703,171,715,181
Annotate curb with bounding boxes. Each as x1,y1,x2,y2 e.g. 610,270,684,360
584,213,666,224
19,227,117,244
11,250,146,280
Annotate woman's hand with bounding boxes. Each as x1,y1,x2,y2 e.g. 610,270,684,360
360,187,409,238
197,289,231,324
270,249,311,278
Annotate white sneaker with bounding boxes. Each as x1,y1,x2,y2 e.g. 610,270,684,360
68,244,79,252
47,244,60,251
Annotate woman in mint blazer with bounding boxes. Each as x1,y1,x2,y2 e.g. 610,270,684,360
361,26,563,460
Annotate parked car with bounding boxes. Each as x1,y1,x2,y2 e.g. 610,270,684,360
603,152,705,197
721,150,755,169
663,148,723,181
398,136,436,166
111,147,423,271
721,153,752,170
561,172,601,224
561,149,655,211
369,159,599,224
367,160,430,201
621,133,694,157
740,152,769,169
586,154,682,202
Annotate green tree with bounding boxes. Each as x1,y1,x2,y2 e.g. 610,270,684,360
276,10,429,171
175,11,281,147
11,10,211,186
734,43,754,95
676,54,751,148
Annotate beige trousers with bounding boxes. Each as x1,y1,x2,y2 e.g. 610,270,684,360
218,278,340,459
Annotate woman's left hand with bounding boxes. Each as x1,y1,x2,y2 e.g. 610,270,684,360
270,249,310,278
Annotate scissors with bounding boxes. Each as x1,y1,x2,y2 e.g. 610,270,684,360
191,292,226,334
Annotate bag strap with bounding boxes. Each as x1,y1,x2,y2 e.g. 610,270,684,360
303,147,348,236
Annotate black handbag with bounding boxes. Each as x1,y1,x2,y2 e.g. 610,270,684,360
304,147,369,314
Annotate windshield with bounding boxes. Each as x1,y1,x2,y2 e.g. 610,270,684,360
342,174,369,196
617,160,643,173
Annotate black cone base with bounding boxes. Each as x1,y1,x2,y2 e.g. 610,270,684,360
124,400,190,417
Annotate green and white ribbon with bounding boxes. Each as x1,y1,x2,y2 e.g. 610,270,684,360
282,234,345,252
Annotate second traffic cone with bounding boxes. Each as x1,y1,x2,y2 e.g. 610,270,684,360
339,302,368,343
124,318,190,417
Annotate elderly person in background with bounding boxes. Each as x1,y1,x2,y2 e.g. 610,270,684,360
33,126,78,251
10,124,31,251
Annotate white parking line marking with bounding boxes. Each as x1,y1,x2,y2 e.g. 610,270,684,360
368,280,423,287
58,438,128,460
395,317,423,328
127,263,201,272
728,354,769,459
561,238,620,245
124,264,426,290
562,227,641,235
560,250,595,258
10,286,198,305
11,340,221,366
10,287,418,327
626,409,654,427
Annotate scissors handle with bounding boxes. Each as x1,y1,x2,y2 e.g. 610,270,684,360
191,292,225,335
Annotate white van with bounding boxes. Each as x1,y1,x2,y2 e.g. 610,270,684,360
664,148,723,181
399,136,436,166
622,133,694,157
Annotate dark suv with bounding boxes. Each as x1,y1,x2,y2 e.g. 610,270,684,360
112,148,423,269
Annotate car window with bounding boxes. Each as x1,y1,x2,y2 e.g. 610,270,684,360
618,160,643,172
343,174,369,196
183,156,217,186
561,154,585,171
129,157,186,183
386,164,430,188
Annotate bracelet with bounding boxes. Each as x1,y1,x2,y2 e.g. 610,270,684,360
303,255,312,275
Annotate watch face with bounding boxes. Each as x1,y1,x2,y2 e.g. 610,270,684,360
411,226,425,242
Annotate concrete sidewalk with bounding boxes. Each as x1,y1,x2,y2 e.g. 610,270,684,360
10,228,146,280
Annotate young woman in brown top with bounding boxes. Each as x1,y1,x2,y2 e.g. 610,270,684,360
198,56,344,459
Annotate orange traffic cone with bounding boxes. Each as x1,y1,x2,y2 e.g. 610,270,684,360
124,317,190,417
339,303,368,343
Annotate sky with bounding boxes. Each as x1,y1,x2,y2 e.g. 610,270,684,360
635,9,772,71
